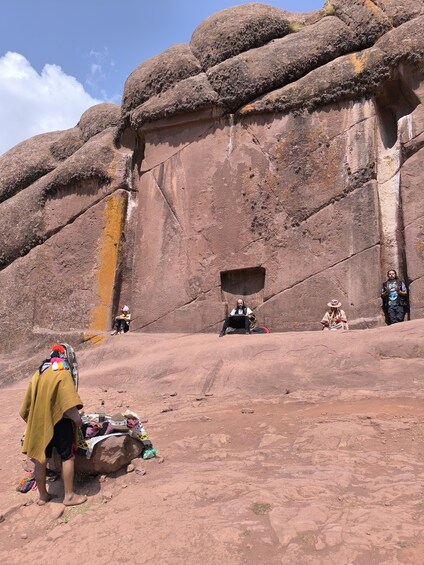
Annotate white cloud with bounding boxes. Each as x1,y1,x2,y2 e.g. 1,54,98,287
0,52,102,155
90,63,103,75
86,46,120,102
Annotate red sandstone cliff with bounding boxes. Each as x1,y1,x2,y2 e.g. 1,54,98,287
1,1,424,350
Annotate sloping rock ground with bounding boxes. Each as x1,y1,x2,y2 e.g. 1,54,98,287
2,321,424,563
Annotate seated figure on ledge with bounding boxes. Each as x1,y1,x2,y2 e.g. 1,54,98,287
111,305,131,336
321,299,349,331
219,298,255,337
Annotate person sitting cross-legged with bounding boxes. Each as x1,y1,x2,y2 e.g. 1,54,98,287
321,299,349,331
219,298,254,337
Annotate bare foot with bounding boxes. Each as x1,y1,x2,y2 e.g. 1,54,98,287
37,494,53,506
63,493,87,506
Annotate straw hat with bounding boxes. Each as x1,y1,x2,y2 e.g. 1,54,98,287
109,413,129,431
327,299,342,308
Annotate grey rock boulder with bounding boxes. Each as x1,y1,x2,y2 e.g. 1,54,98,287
122,44,202,115
190,3,291,69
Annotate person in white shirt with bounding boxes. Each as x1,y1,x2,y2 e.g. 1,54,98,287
320,299,349,330
219,298,254,337
111,305,131,335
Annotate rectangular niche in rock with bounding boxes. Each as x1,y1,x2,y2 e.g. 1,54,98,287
220,267,265,311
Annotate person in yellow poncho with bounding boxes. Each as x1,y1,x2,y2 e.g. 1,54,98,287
20,344,87,506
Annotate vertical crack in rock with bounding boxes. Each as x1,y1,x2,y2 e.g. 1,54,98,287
125,191,138,222
243,123,276,173
151,164,182,230
374,74,419,278
227,113,235,156
200,360,223,395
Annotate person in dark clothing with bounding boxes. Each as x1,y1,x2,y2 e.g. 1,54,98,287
381,269,408,324
219,299,254,337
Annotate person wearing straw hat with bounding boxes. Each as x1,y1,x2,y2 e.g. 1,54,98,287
321,299,349,331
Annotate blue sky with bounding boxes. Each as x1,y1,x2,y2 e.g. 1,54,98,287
0,0,323,154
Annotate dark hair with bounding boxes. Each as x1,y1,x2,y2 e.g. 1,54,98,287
387,269,397,277
235,299,247,315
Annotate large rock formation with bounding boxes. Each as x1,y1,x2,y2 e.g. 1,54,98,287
1,1,424,348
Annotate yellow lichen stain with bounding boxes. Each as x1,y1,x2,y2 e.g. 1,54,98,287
86,192,126,341
350,51,369,74
82,332,106,345
107,153,122,179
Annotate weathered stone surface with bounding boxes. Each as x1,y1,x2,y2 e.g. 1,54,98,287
75,435,143,474
0,130,128,270
49,127,84,160
239,48,388,116
129,74,223,130
402,140,424,321
116,5,424,133
124,99,383,332
78,103,121,141
190,3,291,69
240,17,424,117
400,148,424,228
0,129,82,203
206,17,357,111
0,190,128,351
1,2,424,344
371,0,423,27
374,15,424,61
330,0,392,48
122,44,202,115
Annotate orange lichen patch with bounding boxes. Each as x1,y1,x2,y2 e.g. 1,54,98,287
82,332,107,345
88,192,127,337
240,104,255,114
365,0,383,15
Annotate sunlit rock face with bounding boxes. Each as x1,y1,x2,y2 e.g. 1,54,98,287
1,2,424,346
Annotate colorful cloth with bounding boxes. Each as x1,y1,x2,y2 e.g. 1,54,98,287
77,411,149,459
16,472,37,493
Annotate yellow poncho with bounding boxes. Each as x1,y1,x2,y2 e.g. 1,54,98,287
19,365,83,464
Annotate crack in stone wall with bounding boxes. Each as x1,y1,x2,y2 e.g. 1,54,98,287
374,77,418,281
260,242,379,306
0,185,130,272
132,284,220,331
151,164,183,229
